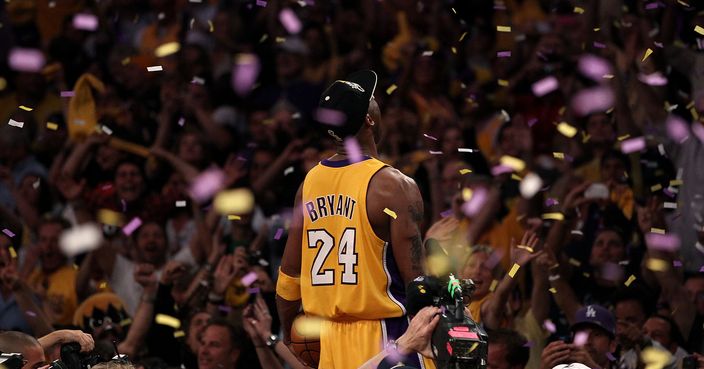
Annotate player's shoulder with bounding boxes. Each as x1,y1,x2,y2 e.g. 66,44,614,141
373,165,418,188
370,166,420,202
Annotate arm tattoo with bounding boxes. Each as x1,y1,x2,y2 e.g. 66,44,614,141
408,200,424,273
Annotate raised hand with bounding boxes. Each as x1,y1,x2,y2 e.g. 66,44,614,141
160,260,187,285
134,263,158,291
212,255,238,295
539,340,572,369
511,231,543,267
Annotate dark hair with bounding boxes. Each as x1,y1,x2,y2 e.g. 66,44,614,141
611,285,656,318
486,329,529,367
648,314,686,348
203,318,244,350
600,149,632,174
39,215,71,231
0,331,41,353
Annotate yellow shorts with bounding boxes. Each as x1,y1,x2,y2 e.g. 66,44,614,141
319,317,437,369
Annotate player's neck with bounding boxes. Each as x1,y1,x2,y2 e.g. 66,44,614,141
332,136,378,160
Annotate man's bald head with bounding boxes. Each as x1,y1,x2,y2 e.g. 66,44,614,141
0,331,45,369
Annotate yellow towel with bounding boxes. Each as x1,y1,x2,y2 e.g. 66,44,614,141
67,73,105,141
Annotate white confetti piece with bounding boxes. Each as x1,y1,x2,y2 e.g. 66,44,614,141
59,223,103,257
8,119,24,128
175,200,187,207
284,166,294,176
519,172,543,199
147,65,163,72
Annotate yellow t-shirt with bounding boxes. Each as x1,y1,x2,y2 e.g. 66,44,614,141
28,265,78,326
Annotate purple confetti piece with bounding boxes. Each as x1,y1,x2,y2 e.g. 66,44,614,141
218,305,232,313
607,352,616,361
620,137,646,154
545,198,559,207
692,123,704,143
654,41,664,48
543,319,556,333
572,86,615,116
344,137,363,163
440,209,453,218
673,260,683,267
121,199,127,212
314,108,346,126
645,2,659,10
491,164,513,176
532,76,559,97
256,0,267,6
177,117,185,126
423,133,438,141
666,115,689,142
189,168,225,203
497,51,512,58
8,48,45,72
2,229,15,238
247,287,260,294
527,117,538,127
593,41,606,49
240,271,258,287
578,54,612,81
600,262,624,282
73,13,99,31
638,72,668,86
279,8,302,34
274,228,284,240
573,331,590,346
231,54,260,97
122,217,142,236
645,233,681,251
60,91,75,97
700,265,704,273
26,310,37,317
462,187,488,217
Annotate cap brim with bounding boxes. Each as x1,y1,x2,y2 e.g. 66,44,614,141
346,70,377,103
571,322,614,339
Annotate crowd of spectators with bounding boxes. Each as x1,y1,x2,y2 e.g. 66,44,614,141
1,0,704,368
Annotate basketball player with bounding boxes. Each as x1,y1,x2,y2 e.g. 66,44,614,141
276,70,435,369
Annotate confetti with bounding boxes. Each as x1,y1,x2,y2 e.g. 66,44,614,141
497,51,511,58
462,187,488,216
423,134,438,141
59,223,103,257
214,188,255,215
645,233,680,251
231,53,261,96
155,314,181,329
578,54,612,81
240,271,258,287
497,26,511,32
279,8,302,34
385,84,397,95
97,209,123,227
641,347,672,369
638,72,668,86
663,202,677,209
189,168,226,203
122,217,143,236
692,123,704,143
572,86,615,116
646,258,669,272
573,331,589,346
146,65,163,72
557,122,578,138
601,262,624,282
553,152,565,159
593,41,606,48
174,330,186,338
673,260,683,268
274,228,284,240
228,215,241,221
314,107,346,126
650,184,663,192
459,169,472,175
8,247,16,259
497,79,509,87
73,14,99,31
2,229,15,238
384,208,397,219
489,279,499,292
696,25,704,36
573,6,584,14
293,315,323,338
175,200,187,207
119,318,133,327
519,172,543,199
650,228,666,234
568,258,581,267
429,150,443,155
499,155,526,171
542,212,565,221
459,32,467,41
256,0,267,6
154,42,181,58
642,48,653,62
620,137,646,154
532,76,559,97
508,263,521,278
543,319,556,333
666,115,689,142
284,166,294,176
624,275,636,286
208,20,214,32
8,119,24,128
457,148,477,153
18,105,32,112
421,51,433,57
344,137,364,163
60,90,74,97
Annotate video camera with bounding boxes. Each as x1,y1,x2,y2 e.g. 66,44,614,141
0,352,25,369
406,274,488,369
48,343,104,369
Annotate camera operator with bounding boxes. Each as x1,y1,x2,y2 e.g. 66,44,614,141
0,330,93,369
358,306,442,369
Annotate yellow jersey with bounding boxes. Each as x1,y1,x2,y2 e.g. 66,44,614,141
300,156,406,321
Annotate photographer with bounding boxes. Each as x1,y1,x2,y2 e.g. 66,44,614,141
0,330,93,369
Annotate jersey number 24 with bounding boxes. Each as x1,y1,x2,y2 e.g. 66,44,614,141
307,228,358,285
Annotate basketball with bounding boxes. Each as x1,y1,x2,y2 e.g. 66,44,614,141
289,314,322,368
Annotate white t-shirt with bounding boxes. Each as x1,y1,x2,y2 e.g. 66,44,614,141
109,254,162,316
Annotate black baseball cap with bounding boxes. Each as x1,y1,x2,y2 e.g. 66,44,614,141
317,70,378,141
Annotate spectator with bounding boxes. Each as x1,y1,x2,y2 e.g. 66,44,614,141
197,319,243,369
487,329,530,369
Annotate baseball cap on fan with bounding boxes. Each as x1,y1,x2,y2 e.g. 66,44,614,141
571,304,616,339
317,70,378,141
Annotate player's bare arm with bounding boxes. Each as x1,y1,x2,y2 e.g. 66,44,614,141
367,167,425,285
277,183,304,344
